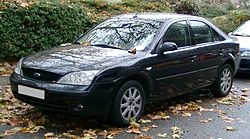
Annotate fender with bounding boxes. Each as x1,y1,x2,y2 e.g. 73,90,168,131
113,66,154,99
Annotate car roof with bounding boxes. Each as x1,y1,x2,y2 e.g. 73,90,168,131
111,13,198,21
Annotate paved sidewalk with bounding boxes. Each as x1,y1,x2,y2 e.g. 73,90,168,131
0,76,9,92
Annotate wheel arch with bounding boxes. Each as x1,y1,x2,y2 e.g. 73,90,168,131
117,74,153,100
223,53,237,74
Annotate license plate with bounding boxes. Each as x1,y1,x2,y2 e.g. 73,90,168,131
18,85,45,100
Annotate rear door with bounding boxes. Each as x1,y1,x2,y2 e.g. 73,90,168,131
188,20,225,87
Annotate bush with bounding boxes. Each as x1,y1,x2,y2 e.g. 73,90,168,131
0,2,91,61
212,9,250,33
79,0,171,24
172,0,199,15
198,3,228,18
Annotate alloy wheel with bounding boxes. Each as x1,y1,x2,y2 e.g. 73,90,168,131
220,67,232,93
120,87,142,121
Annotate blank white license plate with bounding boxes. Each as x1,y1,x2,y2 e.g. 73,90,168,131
18,85,45,100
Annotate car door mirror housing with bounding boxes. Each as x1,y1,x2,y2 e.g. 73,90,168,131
156,42,177,54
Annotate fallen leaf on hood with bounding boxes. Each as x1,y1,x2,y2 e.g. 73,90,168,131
157,133,168,138
226,126,236,131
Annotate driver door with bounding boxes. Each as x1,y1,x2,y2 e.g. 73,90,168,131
151,20,200,98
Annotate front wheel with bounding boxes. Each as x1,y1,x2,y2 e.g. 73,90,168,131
110,80,145,126
211,64,233,97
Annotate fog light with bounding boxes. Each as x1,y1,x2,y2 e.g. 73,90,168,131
74,104,84,112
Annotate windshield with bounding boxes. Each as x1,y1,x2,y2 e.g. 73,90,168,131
232,21,250,37
76,19,163,50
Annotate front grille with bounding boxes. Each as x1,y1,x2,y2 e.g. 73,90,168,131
22,67,62,82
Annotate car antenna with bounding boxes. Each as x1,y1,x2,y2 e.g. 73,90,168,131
133,13,138,18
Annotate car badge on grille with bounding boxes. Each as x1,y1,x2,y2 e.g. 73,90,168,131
33,72,41,78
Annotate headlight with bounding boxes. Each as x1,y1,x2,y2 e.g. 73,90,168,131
14,58,23,75
241,51,250,57
57,70,99,85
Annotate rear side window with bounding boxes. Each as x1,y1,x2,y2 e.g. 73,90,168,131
190,21,213,44
212,29,225,41
163,21,191,47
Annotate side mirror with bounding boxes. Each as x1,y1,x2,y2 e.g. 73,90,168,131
156,42,177,54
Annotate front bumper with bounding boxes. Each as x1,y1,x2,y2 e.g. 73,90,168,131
238,57,250,73
9,73,117,117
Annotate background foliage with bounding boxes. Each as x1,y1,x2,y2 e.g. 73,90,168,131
212,9,250,33
0,2,91,61
0,0,250,61
0,0,171,61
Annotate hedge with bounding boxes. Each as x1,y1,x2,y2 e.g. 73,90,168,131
212,9,250,33
0,2,91,61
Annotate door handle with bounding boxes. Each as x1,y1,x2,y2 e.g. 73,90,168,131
219,49,225,56
188,56,197,62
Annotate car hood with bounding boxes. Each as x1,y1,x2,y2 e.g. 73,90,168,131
231,36,250,49
22,44,145,75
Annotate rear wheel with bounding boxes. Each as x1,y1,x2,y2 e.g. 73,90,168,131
211,64,233,97
111,80,145,126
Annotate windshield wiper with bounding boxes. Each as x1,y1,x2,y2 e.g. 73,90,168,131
91,44,124,50
231,33,243,36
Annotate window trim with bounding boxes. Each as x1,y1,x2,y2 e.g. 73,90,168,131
188,19,226,45
188,20,214,45
156,19,193,50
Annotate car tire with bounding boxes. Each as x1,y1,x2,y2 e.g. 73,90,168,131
210,64,233,97
111,80,145,126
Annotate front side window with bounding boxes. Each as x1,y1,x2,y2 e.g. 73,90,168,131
163,21,191,47
76,19,163,50
190,21,213,44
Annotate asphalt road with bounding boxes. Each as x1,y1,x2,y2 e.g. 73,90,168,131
0,74,250,139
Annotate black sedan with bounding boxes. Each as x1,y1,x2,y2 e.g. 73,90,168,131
10,13,240,126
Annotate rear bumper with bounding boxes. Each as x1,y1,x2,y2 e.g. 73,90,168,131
9,73,117,117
